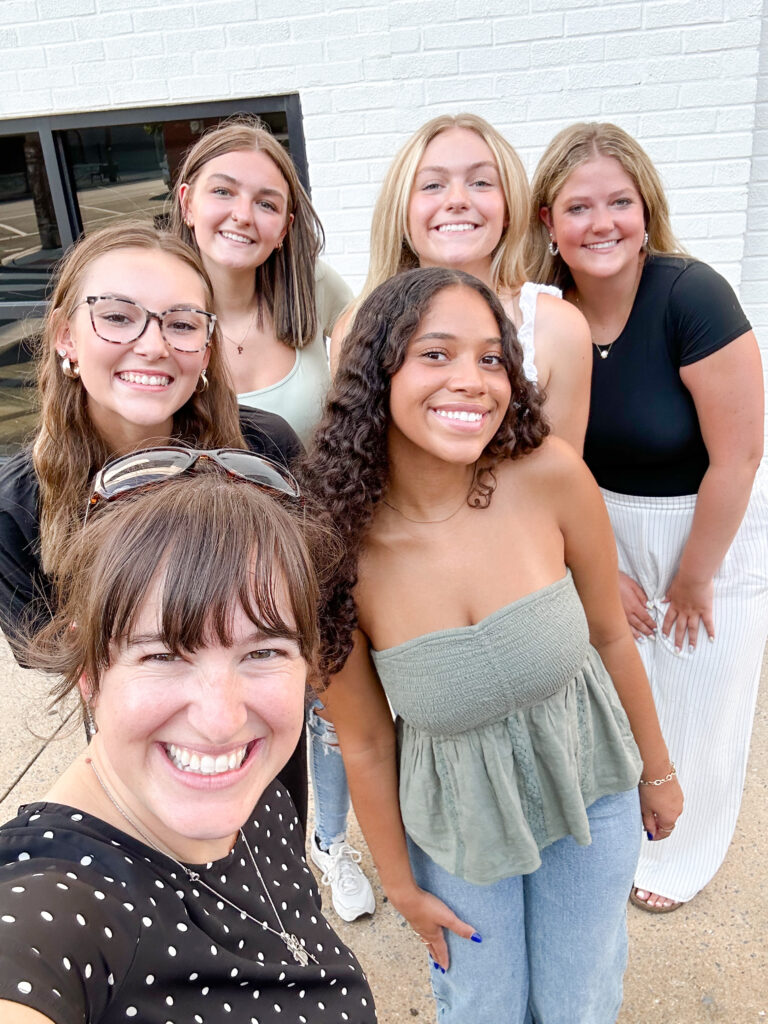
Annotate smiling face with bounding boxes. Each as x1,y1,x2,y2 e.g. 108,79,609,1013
87,579,307,863
388,285,511,466
58,247,211,454
407,128,507,282
179,148,292,275
540,154,646,285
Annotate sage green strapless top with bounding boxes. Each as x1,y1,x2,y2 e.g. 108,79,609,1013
370,572,642,884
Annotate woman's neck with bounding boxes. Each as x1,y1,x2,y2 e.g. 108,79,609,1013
88,404,174,457
203,259,259,317
385,439,477,522
568,255,645,329
421,256,494,290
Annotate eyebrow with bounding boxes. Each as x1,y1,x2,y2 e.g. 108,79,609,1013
414,331,502,344
561,187,636,203
415,161,498,176
206,172,285,198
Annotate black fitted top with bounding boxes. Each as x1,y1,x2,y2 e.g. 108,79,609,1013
0,784,377,1024
583,257,751,496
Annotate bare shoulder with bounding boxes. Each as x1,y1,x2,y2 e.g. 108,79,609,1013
534,292,591,350
0,1002,56,1024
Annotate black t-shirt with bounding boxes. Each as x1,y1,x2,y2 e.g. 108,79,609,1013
0,783,377,1024
0,408,308,828
583,256,751,497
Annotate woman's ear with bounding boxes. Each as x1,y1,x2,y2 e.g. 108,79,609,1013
539,206,554,232
279,212,294,245
178,182,193,228
52,308,77,362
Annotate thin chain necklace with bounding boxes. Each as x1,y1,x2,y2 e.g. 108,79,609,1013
382,489,471,524
221,304,258,355
87,757,317,967
572,260,644,361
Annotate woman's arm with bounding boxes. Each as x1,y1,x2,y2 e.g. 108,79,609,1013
663,331,764,649
551,442,683,834
322,628,477,968
0,1002,55,1024
533,294,592,454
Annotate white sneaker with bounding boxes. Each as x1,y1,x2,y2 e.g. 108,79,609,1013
310,837,376,922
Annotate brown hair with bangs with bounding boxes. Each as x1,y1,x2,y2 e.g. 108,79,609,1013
26,467,323,723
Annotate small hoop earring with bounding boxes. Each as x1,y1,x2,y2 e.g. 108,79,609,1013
548,238,559,256
84,704,97,737
643,230,649,249
196,368,209,393
276,240,283,252
61,355,80,379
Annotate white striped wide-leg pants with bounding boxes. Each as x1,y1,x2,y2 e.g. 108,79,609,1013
601,470,768,903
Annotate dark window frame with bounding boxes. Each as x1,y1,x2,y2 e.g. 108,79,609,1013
0,93,308,323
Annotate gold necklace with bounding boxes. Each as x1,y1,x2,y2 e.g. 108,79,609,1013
221,304,258,355
87,757,318,966
382,493,469,524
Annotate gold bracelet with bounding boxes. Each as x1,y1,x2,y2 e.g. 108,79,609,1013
639,762,677,787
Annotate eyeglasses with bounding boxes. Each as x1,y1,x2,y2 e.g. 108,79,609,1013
74,295,216,353
85,447,301,523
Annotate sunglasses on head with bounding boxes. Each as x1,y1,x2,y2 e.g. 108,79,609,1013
85,447,301,524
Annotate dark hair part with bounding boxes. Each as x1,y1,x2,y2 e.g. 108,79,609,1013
170,115,324,348
299,266,548,680
26,469,324,718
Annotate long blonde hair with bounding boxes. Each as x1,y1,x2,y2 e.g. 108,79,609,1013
527,122,687,290
33,222,244,573
358,113,530,310
170,116,324,349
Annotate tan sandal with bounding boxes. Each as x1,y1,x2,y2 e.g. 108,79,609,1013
629,886,683,914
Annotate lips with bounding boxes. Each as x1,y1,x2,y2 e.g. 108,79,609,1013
117,371,172,387
164,742,251,775
219,230,255,245
435,223,478,234
433,407,485,423
584,239,620,251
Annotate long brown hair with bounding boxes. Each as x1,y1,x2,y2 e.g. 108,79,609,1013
33,222,245,573
170,116,324,348
527,122,687,290
300,267,548,680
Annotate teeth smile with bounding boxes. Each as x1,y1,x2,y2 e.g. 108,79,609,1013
586,240,618,250
165,743,249,775
434,408,484,422
220,231,253,244
118,372,171,386
437,224,476,233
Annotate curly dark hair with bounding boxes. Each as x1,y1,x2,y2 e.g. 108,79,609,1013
299,266,549,680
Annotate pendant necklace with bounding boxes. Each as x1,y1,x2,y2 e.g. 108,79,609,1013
86,758,317,967
221,304,258,356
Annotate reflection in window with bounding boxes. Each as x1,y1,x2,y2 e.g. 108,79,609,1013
62,111,290,234
0,316,40,457
0,134,61,305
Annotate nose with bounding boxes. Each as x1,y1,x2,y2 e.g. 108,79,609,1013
230,196,252,225
448,353,485,394
444,178,470,210
590,204,614,234
186,669,250,743
132,315,171,361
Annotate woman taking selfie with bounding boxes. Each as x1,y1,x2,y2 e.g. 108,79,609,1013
171,118,375,921
0,222,307,821
528,122,768,913
0,462,376,1023
302,267,682,1022
331,113,591,452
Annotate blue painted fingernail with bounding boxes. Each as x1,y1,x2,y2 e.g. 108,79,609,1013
471,933,483,943
432,961,439,970
646,831,654,840
439,966,446,974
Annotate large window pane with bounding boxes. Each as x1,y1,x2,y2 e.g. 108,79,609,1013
0,134,62,305
61,111,290,233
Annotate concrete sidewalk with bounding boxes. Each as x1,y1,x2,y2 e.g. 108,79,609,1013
1,634,765,1023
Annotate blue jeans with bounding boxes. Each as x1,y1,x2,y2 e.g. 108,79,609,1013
307,698,351,849
408,788,641,1024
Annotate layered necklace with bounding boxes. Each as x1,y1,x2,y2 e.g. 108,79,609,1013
87,757,317,967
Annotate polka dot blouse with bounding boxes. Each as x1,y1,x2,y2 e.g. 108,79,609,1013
0,782,376,1023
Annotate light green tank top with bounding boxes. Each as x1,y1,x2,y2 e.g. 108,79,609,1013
370,572,642,884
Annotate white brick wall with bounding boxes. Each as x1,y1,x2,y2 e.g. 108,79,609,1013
1,0,766,364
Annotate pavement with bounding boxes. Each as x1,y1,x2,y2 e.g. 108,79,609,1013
1,631,766,1023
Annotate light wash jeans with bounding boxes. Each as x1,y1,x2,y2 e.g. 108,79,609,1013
407,788,642,1024
307,698,350,849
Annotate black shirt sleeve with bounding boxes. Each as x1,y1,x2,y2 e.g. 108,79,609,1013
0,451,53,664
669,260,752,366
238,407,304,468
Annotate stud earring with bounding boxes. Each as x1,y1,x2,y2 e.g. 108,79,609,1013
548,238,559,256
276,240,283,252
60,354,80,379
196,368,209,393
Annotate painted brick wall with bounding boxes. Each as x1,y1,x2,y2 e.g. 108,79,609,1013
0,0,765,354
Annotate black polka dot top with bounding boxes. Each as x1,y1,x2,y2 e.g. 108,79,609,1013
0,782,376,1023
